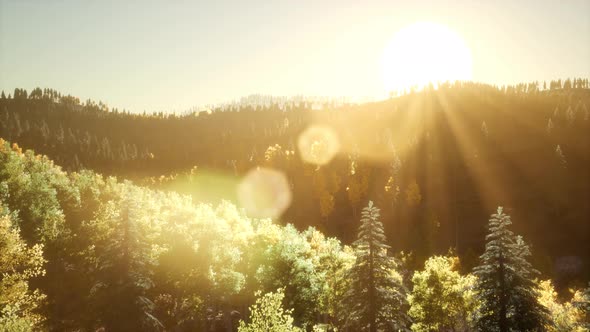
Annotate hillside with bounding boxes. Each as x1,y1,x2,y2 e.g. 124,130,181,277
1,81,590,281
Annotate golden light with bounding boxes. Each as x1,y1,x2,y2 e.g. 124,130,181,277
297,125,340,166
382,22,472,93
237,167,292,219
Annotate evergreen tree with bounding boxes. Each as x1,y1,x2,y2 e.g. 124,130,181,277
555,145,566,168
474,207,549,332
339,201,408,332
511,236,550,331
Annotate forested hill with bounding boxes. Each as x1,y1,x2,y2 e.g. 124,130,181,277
1,81,590,282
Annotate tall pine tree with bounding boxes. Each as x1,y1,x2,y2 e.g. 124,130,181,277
339,201,408,332
474,207,548,332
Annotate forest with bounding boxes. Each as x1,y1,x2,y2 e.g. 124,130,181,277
1,80,590,331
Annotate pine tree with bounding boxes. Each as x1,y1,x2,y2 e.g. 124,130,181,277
546,118,554,134
474,207,549,332
511,235,550,331
555,145,566,168
481,121,489,138
339,201,408,332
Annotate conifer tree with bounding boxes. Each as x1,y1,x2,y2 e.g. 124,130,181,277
339,201,408,332
555,145,566,168
474,207,549,332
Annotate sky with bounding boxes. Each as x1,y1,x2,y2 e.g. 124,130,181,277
1,0,589,113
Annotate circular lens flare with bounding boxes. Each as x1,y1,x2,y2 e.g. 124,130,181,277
298,125,340,166
237,167,292,219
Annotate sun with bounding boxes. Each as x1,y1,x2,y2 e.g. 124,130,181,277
382,22,472,93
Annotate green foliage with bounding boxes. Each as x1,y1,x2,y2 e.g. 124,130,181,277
1,118,589,332
0,143,73,242
0,138,358,330
2,83,590,273
339,201,409,331
474,207,549,332
238,289,302,332
247,221,351,328
83,186,164,331
408,255,479,332
0,205,46,331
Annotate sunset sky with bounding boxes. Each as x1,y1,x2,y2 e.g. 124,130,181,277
1,0,589,113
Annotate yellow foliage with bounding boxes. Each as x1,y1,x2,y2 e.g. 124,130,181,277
405,180,422,207
384,176,400,205
0,214,46,328
11,143,22,155
538,280,587,331
384,176,395,193
264,144,283,163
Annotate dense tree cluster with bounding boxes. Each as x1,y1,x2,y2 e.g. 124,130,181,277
0,139,589,330
1,79,590,330
2,82,589,286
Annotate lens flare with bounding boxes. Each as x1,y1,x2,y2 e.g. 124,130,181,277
297,125,340,166
237,167,292,219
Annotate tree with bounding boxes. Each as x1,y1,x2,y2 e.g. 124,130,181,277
339,201,408,331
571,284,590,330
481,121,489,138
408,256,479,332
250,223,324,327
474,207,549,332
555,145,566,168
405,180,422,207
85,188,163,331
547,118,554,134
510,235,550,331
538,280,587,331
238,289,302,332
0,206,46,331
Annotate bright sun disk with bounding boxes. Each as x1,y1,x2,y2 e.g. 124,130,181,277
382,22,473,93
